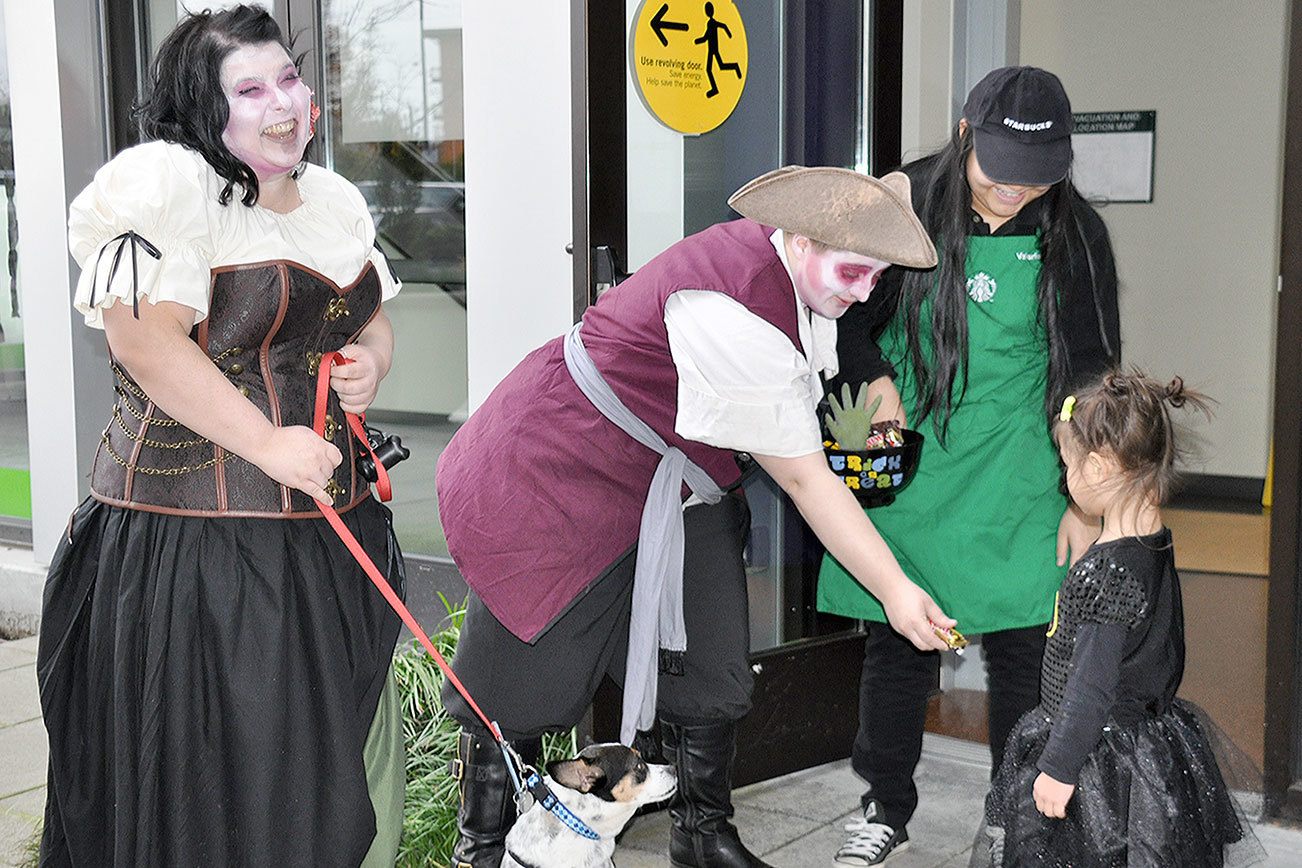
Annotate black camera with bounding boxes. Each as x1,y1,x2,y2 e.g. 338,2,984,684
357,425,410,482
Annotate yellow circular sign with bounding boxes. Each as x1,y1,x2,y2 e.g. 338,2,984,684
630,1,748,135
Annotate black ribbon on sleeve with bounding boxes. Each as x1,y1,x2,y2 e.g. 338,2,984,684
88,230,163,319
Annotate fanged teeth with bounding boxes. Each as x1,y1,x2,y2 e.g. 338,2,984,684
263,120,296,136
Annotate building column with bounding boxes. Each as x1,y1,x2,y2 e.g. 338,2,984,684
952,0,1021,120
5,0,111,568
900,0,1021,162
462,1,575,410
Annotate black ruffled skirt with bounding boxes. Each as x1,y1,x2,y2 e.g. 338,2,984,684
36,496,404,867
975,699,1262,868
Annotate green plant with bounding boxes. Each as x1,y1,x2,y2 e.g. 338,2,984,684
394,594,575,867
15,824,39,868
825,382,883,449
392,595,465,866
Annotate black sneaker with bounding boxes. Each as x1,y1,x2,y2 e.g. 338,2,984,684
834,799,909,866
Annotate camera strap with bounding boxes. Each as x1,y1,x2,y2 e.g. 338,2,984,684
311,351,507,746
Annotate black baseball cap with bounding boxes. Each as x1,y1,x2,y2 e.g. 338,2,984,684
963,66,1073,186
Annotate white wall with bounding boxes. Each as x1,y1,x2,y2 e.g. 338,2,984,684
461,3,574,410
1021,1,1287,479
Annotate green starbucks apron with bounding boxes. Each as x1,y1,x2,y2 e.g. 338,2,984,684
817,233,1065,633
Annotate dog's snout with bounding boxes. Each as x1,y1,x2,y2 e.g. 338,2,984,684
644,762,678,803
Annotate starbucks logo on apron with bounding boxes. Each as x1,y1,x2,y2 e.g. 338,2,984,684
967,272,997,303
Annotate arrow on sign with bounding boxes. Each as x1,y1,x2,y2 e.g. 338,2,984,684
650,3,689,47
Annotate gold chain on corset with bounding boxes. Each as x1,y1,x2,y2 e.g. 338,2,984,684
112,405,211,449
114,388,182,426
211,346,243,365
99,431,229,475
104,363,229,473
111,363,148,400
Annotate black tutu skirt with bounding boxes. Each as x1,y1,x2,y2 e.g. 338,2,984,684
974,699,1264,868
36,496,404,867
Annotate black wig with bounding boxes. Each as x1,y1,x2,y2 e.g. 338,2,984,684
134,5,309,207
899,126,1106,444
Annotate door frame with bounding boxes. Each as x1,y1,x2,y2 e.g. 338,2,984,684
1263,0,1302,822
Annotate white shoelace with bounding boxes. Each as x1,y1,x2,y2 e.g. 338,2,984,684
986,826,1006,865
836,817,896,864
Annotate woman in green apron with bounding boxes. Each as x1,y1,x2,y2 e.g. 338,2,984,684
821,67,1121,866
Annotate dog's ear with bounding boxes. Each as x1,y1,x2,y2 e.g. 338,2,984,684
547,757,606,793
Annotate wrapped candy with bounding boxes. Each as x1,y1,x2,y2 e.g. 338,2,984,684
931,621,969,653
863,420,906,450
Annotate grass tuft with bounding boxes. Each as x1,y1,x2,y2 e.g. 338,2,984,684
393,594,574,866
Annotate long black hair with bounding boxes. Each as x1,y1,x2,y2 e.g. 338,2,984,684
134,5,309,207
899,125,1106,444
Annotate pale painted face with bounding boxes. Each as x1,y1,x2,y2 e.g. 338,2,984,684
789,235,891,319
965,149,1051,227
219,42,312,183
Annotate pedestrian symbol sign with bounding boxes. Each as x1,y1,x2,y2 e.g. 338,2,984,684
630,1,748,135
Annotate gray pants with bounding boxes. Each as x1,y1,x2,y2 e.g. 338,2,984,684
443,494,754,740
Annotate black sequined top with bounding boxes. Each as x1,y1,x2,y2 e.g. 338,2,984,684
1035,528,1186,783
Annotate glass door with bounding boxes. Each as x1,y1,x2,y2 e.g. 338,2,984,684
309,0,467,562
580,0,897,785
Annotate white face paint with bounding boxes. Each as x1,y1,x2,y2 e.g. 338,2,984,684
219,42,312,183
789,235,891,319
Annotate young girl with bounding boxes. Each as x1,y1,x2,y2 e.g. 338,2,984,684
977,370,1258,867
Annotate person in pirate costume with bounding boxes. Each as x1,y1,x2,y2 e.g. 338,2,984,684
436,166,957,868
976,371,1261,867
37,7,405,866
819,67,1121,865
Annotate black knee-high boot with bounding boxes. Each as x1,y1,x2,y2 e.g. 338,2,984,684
449,728,542,868
662,720,773,868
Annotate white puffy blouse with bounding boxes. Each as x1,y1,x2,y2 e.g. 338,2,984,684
663,230,836,460
68,140,400,329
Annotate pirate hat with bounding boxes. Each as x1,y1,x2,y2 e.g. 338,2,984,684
728,166,937,268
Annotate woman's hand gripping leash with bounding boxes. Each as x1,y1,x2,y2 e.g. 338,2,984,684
312,352,529,793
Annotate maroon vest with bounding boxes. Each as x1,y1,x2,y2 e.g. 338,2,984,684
90,261,381,517
436,219,805,641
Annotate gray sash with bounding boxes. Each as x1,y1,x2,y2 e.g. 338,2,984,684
562,323,725,744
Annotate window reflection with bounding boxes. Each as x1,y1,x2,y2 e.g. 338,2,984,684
149,2,279,59
0,2,31,526
324,0,467,558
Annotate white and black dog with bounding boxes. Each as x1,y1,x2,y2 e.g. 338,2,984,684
501,742,677,868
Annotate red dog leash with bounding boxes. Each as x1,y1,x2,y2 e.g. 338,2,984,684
312,351,503,741
313,354,604,836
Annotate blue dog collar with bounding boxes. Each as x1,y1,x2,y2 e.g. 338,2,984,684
523,771,601,841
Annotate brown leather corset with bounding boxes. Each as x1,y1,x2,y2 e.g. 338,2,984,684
91,260,383,517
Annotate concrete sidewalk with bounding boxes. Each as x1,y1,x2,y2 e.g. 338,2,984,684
4,634,1302,867
0,636,41,867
